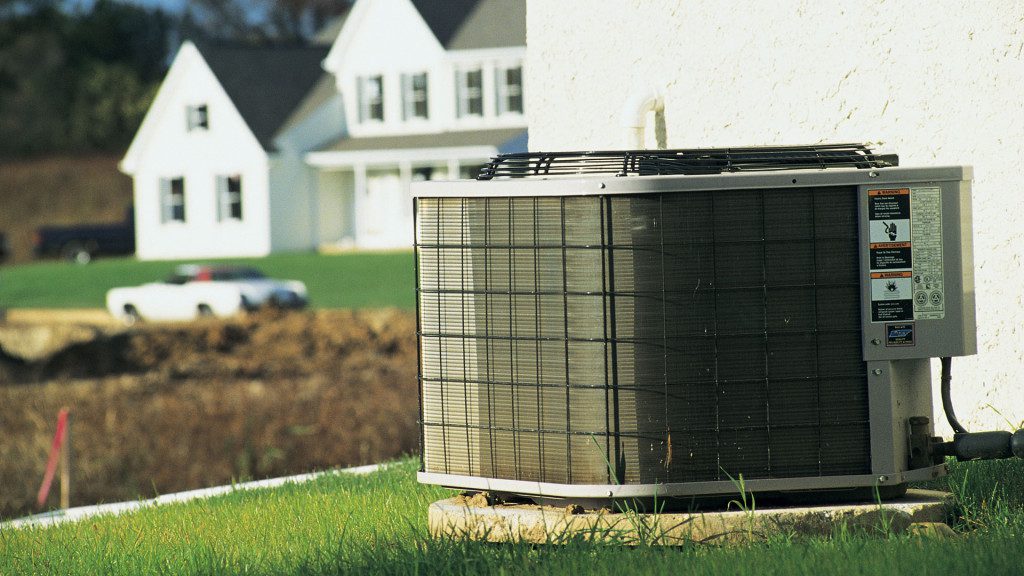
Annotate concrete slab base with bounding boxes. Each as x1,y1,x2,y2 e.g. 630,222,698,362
428,489,952,545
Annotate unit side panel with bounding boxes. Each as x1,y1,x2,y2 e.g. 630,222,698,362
859,179,976,360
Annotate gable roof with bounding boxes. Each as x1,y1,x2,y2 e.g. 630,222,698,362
409,0,481,48
409,0,524,49
446,0,526,50
312,11,351,46
197,43,330,151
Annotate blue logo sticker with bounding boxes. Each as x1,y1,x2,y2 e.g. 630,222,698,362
885,323,915,347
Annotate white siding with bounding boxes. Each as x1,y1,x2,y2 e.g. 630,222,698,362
274,91,347,154
268,153,319,252
317,171,355,247
331,0,446,137
527,0,1024,433
325,0,526,138
124,43,271,260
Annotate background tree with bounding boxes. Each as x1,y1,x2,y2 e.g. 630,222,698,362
0,0,350,158
185,0,351,44
0,0,171,158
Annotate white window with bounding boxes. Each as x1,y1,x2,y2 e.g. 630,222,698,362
357,75,384,122
456,68,483,118
216,175,243,221
186,104,208,131
496,66,523,115
402,72,429,120
159,177,186,223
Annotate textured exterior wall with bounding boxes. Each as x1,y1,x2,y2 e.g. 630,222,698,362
526,0,1024,433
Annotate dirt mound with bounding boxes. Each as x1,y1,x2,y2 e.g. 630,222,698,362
0,309,420,520
27,308,413,381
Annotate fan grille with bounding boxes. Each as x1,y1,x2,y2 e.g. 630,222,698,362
416,186,870,486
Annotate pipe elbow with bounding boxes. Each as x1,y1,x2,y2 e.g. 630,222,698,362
620,87,664,129
620,87,665,148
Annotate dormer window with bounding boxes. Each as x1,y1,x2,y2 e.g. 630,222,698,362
186,104,208,131
402,72,429,120
496,66,523,115
358,75,384,122
456,68,483,118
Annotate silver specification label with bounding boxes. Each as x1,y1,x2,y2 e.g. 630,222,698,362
910,187,945,320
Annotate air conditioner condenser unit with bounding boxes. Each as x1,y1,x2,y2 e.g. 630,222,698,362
412,144,1006,508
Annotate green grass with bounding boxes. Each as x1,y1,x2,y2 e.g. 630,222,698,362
2,458,1023,575
0,251,416,310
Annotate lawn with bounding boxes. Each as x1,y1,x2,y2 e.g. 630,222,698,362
0,251,416,310
1,458,1022,575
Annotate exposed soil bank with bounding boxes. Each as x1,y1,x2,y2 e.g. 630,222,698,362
0,309,419,520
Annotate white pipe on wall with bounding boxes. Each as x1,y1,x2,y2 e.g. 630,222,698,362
620,87,664,149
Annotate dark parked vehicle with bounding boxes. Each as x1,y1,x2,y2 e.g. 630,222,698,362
33,209,135,264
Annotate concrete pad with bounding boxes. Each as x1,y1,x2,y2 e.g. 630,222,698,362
428,489,952,545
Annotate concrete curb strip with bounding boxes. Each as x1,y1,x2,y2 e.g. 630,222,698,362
2,462,384,530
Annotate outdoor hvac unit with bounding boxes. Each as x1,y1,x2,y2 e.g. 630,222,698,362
413,144,975,505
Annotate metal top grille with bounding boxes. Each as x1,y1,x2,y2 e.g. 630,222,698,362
477,143,898,180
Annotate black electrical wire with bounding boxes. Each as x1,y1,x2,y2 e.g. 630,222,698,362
941,356,968,434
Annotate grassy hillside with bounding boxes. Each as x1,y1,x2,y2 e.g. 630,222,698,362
2,458,1023,575
0,155,133,264
0,251,416,310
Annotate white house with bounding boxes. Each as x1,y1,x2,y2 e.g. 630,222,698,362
524,0,1024,433
307,0,527,249
121,0,526,260
120,42,338,260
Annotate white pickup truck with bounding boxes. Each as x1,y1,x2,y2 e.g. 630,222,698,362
106,264,308,324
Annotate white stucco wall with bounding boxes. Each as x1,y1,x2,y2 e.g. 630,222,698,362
123,43,272,260
526,1,1024,433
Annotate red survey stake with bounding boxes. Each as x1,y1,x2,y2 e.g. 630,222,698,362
36,408,69,508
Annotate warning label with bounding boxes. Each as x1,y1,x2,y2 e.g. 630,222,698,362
868,188,911,219
866,187,944,323
870,242,912,269
870,271,914,322
868,188,912,270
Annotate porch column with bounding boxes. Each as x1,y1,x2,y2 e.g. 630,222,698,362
353,163,367,247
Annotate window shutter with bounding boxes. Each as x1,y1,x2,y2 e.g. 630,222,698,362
401,74,409,121
357,76,366,122
160,178,172,223
216,175,227,221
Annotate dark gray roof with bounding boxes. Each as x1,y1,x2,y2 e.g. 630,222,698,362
197,43,330,151
312,12,350,46
411,0,523,49
318,128,527,153
447,0,525,50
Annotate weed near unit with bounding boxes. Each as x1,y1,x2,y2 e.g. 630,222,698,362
2,458,1023,575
